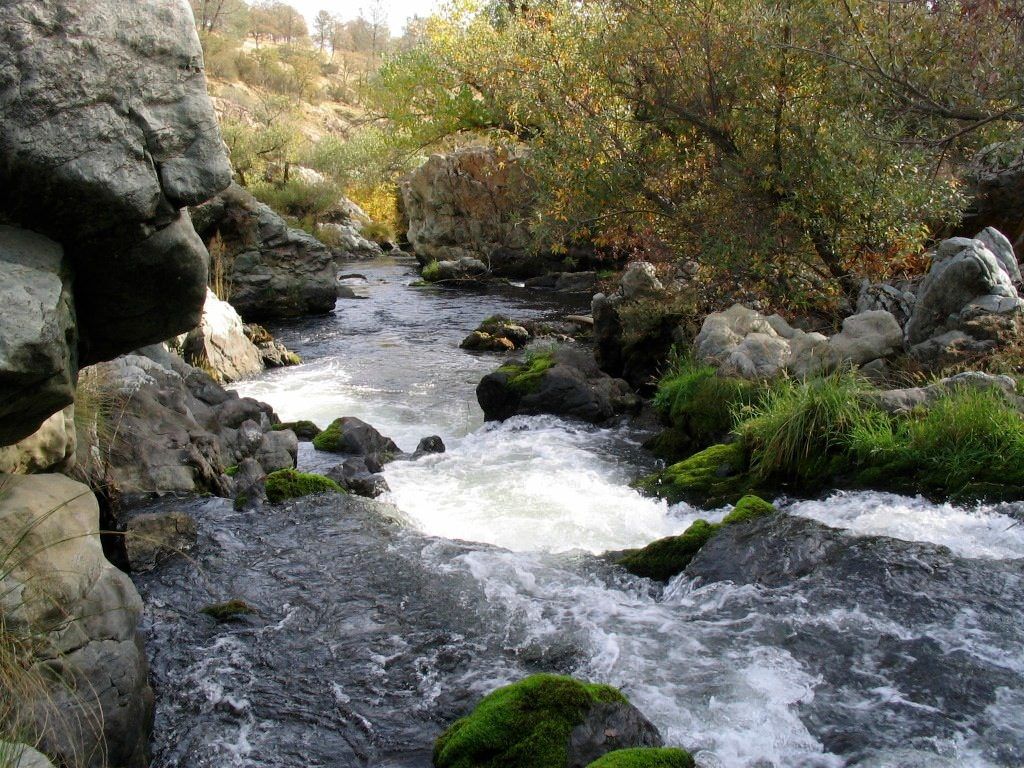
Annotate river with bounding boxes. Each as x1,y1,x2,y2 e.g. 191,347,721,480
134,255,1024,768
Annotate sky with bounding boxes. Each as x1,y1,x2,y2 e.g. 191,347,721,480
288,0,444,33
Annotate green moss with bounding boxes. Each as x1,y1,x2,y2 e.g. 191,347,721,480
620,494,776,580
201,599,254,622
312,420,345,452
499,352,556,395
422,261,442,282
586,748,696,768
264,469,343,503
721,494,776,525
433,674,627,768
233,494,249,511
224,464,239,477
635,442,752,507
273,420,322,440
618,519,719,581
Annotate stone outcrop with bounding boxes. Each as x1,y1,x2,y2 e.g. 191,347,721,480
0,408,76,475
423,256,488,282
904,231,1024,367
243,324,301,368
0,0,231,443
695,304,902,379
179,288,264,383
856,279,918,328
77,345,296,497
319,222,384,260
192,183,337,320
476,346,637,424
124,509,198,573
401,146,535,272
0,473,153,767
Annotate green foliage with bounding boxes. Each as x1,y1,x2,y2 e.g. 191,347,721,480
498,352,556,394
433,674,627,768
421,261,443,282
200,599,255,622
619,494,775,580
586,748,696,768
849,387,1024,493
737,373,880,483
264,469,343,502
252,178,343,223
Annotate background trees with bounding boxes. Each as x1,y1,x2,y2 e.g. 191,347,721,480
367,0,1023,308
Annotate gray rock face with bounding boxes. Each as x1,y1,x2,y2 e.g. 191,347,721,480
401,146,535,270
0,228,77,445
904,231,1024,366
180,288,264,383
0,473,153,767
905,234,1022,345
76,345,295,497
856,279,917,328
869,371,1020,415
696,304,903,379
192,184,338,320
0,407,76,475
620,261,663,300
0,0,231,444
476,346,637,424
319,222,384,260
567,700,664,768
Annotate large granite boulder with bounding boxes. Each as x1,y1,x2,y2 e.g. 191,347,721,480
179,288,264,383
77,345,296,497
477,346,637,424
192,183,338,320
0,473,153,767
695,304,903,380
904,231,1024,366
0,227,77,445
0,0,231,444
401,147,538,275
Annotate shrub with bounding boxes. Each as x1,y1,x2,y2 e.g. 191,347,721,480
252,178,342,223
264,469,343,503
422,261,442,282
433,674,627,768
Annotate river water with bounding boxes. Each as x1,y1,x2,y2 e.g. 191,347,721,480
135,255,1024,768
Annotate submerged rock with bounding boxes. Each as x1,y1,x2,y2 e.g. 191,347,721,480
125,510,198,573
433,674,662,768
477,346,637,424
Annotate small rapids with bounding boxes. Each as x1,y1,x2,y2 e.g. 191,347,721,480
136,256,1024,768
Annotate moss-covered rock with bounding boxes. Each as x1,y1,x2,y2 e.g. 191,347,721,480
433,674,660,768
586,748,695,768
619,495,777,581
312,416,400,459
635,442,753,507
498,352,556,394
272,420,322,440
201,599,255,622
264,469,343,503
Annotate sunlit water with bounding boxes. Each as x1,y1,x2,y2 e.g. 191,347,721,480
136,255,1024,768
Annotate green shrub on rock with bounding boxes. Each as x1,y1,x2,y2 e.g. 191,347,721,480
264,469,343,503
586,748,695,768
433,674,627,768
619,495,776,580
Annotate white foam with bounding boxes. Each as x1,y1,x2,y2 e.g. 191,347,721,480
385,416,684,553
787,491,1024,559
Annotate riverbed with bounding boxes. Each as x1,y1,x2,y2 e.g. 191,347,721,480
135,255,1024,768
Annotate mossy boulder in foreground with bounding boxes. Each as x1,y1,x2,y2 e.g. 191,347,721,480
272,420,322,440
264,469,343,503
634,442,754,508
312,416,401,461
586,748,695,768
619,495,777,581
433,674,663,768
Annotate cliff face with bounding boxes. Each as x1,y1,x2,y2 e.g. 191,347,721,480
0,0,232,444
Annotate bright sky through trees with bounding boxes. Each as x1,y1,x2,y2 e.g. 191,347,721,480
288,0,441,31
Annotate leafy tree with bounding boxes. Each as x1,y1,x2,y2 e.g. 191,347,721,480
313,10,333,52
366,0,1021,307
